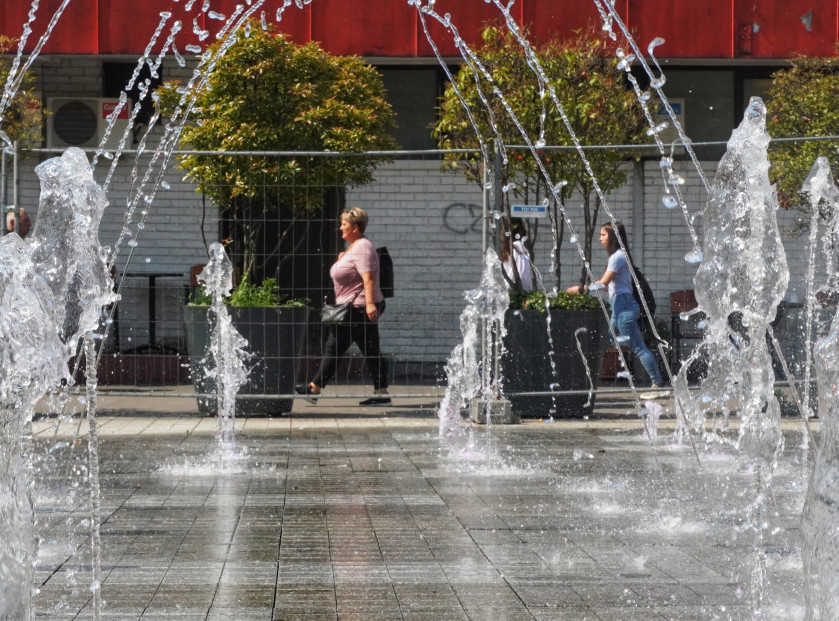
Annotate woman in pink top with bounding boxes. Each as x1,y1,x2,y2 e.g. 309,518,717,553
297,207,390,406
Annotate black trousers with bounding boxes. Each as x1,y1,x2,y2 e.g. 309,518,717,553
312,301,388,390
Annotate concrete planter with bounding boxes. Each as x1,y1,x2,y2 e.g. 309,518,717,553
183,305,310,415
502,308,609,418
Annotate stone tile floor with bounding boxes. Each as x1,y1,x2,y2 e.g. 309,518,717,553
27,385,814,620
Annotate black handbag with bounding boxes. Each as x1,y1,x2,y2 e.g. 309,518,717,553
321,302,354,324
321,289,361,324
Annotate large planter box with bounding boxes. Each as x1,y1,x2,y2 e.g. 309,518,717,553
502,308,609,418
183,305,310,415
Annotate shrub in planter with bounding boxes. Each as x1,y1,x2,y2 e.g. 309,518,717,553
183,278,310,415
503,290,609,418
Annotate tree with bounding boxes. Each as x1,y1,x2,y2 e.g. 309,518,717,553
0,36,43,149
766,54,839,229
159,23,397,286
433,24,646,289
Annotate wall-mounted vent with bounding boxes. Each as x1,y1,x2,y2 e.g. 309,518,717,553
46,98,131,150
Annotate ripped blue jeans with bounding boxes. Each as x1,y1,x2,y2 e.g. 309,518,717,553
611,293,663,386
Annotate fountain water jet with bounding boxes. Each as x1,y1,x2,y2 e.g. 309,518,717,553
0,2,834,618
196,242,251,459
0,147,115,621
800,158,839,619
672,97,789,615
438,247,509,436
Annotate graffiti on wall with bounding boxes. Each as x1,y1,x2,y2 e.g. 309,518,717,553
443,202,483,235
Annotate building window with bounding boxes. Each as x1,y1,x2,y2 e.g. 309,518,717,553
103,62,162,137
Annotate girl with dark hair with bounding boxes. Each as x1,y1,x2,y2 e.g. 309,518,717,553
500,220,534,291
567,221,664,389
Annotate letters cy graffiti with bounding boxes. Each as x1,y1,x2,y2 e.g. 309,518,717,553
443,203,483,235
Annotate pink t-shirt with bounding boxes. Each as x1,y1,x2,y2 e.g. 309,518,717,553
330,237,383,306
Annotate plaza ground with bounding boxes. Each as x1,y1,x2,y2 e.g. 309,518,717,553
29,385,813,620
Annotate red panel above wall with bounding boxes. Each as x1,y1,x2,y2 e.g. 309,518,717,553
2,0,99,54
203,0,313,45
628,0,734,59
267,2,312,44
311,0,417,56
524,0,626,43
734,0,838,58
1,0,838,59
98,0,205,55
415,0,518,57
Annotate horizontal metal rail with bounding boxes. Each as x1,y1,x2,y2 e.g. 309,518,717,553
13,134,839,158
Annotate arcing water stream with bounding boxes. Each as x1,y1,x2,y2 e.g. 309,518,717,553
2,1,839,619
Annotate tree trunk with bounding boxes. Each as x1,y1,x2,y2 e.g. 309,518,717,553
579,190,602,287
552,197,565,289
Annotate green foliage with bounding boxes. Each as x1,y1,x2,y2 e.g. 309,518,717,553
158,23,397,214
433,24,646,287
188,277,310,308
157,22,397,282
509,289,601,312
766,55,839,224
0,36,43,149
228,276,280,307
187,285,213,307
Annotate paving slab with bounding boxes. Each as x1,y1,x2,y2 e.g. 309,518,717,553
24,385,815,620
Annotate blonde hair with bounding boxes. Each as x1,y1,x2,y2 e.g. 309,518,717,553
342,207,368,234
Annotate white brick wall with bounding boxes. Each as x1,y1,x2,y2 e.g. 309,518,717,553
13,58,216,351
7,56,819,367
348,158,817,365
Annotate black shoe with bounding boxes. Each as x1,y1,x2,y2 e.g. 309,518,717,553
295,383,318,405
359,397,391,406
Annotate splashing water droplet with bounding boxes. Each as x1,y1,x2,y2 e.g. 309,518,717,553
569,235,578,244
646,122,669,136
534,138,546,148
647,37,666,54
650,76,666,89
685,249,703,264
161,181,171,190
662,194,678,209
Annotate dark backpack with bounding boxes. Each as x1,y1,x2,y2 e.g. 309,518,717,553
377,247,394,298
631,267,656,318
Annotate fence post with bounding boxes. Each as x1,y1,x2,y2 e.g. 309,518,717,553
12,141,19,236
0,143,6,233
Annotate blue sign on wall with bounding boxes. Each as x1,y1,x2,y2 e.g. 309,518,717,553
511,204,547,218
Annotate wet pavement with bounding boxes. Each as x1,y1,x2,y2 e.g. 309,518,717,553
28,385,813,620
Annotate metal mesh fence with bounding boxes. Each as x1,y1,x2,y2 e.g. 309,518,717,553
0,147,822,410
